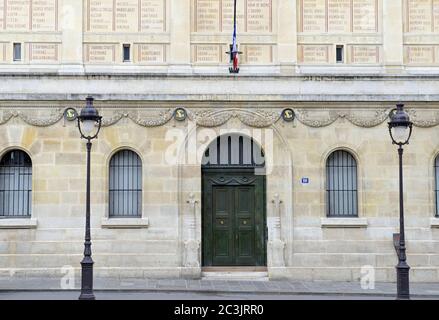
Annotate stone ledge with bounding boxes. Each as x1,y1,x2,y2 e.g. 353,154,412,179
101,217,149,229
321,217,368,228
0,218,38,229
430,218,439,228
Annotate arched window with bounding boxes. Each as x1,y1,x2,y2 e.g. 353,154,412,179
0,150,32,217
202,134,265,168
109,150,142,217
326,150,358,217
435,155,439,217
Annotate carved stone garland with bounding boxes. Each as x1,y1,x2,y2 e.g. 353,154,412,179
1,107,439,128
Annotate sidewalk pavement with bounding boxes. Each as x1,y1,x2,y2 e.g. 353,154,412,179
1,277,439,298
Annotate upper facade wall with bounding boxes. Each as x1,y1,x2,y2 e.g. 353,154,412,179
0,0,437,74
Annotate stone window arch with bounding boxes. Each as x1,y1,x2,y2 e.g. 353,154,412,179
109,149,142,217
326,150,358,217
0,150,32,217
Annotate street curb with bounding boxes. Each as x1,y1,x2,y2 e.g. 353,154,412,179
0,288,438,299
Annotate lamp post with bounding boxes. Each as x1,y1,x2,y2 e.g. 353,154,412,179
388,103,413,300
77,96,102,300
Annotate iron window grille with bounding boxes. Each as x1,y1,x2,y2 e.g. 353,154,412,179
202,135,265,168
0,150,32,218
109,150,142,218
326,150,358,217
435,156,439,217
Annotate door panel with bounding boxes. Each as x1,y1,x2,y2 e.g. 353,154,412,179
203,171,266,267
212,186,234,265
235,186,255,265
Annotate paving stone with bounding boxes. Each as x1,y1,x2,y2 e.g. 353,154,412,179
186,280,201,289
1,277,439,298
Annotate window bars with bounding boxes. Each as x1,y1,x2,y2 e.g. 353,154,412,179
326,150,358,217
0,150,32,217
109,150,142,217
202,135,265,168
435,156,439,217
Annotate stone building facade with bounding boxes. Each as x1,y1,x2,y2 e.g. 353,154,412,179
0,0,438,283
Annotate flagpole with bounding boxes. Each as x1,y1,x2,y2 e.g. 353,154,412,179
229,0,240,73
234,0,237,34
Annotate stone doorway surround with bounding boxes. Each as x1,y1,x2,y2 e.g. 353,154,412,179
176,109,293,279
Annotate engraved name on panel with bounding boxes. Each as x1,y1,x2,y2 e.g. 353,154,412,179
134,43,167,63
349,45,380,64
328,0,351,33
85,43,116,63
242,44,273,64
86,0,166,32
435,0,439,32
298,45,330,63
406,0,439,33
192,44,223,63
141,0,165,32
300,0,378,33
0,1,4,29
3,0,58,31
0,43,6,62
115,0,138,32
300,0,326,32
221,0,245,32
32,0,58,31
405,45,439,64
192,43,273,64
194,0,220,32
193,0,272,33
5,0,31,31
353,0,377,32
87,0,114,32
28,43,59,62
246,0,272,32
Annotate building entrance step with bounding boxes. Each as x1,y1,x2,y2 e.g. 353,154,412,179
201,267,269,281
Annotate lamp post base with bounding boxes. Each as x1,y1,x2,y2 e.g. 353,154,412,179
79,259,95,300
79,293,96,300
396,262,410,300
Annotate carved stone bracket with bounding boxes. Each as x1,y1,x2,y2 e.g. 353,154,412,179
183,240,200,268
269,239,286,268
269,194,286,267
183,193,200,268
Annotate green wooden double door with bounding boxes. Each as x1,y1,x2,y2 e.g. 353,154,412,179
202,169,266,267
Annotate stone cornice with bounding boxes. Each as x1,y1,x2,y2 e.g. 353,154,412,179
0,74,438,102
1,73,439,81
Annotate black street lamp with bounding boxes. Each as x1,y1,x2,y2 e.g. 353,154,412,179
388,103,413,300
77,96,102,300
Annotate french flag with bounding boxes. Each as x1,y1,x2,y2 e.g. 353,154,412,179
232,23,238,70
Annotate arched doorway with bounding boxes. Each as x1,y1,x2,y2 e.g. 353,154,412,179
201,134,267,267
